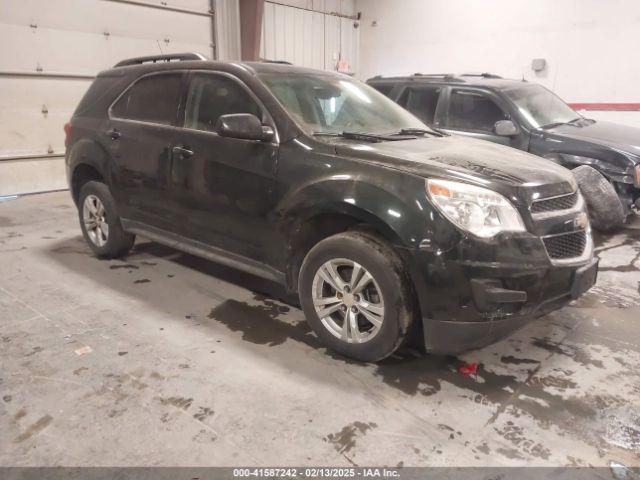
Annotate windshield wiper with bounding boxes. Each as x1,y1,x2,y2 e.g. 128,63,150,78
540,121,567,129
313,131,410,142
540,118,583,129
394,127,445,137
567,116,595,126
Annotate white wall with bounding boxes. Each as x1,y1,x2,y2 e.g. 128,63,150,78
356,0,640,127
260,0,359,74
216,0,242,61
0,0,235,195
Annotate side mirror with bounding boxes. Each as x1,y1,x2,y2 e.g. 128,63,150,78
215,113,274,141
494,119,518,137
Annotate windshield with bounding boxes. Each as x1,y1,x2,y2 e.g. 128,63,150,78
503,84,581,129
260,73,428,135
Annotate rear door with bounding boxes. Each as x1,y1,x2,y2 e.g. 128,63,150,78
440,87,522,147
167,71,279,263
107,71,184,229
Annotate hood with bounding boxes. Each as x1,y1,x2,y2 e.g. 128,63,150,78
547,120,640,160
334,135,576,202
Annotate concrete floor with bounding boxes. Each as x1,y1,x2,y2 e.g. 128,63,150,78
1,191,639,468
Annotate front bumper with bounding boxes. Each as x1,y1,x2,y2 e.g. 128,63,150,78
426,257,597,354
402,232,598,355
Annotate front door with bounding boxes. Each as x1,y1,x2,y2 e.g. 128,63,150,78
440,87,526,149
107,71,184,230
167,71,279,264
396,84,444,127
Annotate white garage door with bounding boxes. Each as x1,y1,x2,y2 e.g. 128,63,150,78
260,0,359,75
0,0,225,196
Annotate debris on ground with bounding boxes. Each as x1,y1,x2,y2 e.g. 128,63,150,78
74,345,92,356
458,362,478,376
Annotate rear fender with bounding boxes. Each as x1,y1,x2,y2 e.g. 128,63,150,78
68,138,113,186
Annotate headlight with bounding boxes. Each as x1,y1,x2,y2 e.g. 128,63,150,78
426,179,526,238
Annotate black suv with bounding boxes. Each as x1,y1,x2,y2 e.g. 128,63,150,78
368,73,640,231
65,54,597,362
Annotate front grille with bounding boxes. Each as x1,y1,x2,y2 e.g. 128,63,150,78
543,230,587,259
531,192,578,213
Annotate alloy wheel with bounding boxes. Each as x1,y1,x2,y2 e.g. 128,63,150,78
82,194,109,247
311,258,385,343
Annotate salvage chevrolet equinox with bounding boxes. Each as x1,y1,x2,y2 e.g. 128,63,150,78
65,54,598,362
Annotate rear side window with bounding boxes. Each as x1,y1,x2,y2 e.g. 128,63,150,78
370,84,394,97
111,73,182,125
446,89,508,133
184,74,262,132
398,86,441,125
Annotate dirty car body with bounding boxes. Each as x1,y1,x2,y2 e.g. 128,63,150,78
66,57,598,358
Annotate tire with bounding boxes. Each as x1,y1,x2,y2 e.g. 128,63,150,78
78,181,135,258
298,230,416,362
572,165,625,232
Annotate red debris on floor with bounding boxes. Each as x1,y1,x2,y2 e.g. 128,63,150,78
458,362,478,376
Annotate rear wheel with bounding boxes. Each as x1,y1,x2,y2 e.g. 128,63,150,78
78,181,135,258
299,231,415,362
573,165,625,232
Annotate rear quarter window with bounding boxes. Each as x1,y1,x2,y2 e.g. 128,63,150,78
74,76,130,118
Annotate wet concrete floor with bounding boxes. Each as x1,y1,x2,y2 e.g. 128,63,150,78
1,192,639,467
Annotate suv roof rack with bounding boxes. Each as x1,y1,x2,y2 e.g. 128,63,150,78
461,72,502,79
369,72,506,83
412,73,466,83
413,73,454,77
114,53,207,68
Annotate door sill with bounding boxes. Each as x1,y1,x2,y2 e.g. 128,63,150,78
121,218,285,284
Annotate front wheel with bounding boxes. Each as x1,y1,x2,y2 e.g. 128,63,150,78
298,231,416,362
572,165,625,232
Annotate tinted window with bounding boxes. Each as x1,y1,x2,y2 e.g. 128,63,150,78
399,86,441,125
185,74,261,132
75,76,130,118
371,84,394,97
111,73,182,125
447,89,508,133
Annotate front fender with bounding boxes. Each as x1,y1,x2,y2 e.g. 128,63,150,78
539,145,637,184
277,174,454,250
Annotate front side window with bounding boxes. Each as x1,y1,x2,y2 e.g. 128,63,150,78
111,73,182,125
260,74,427,135
399,86,442,125
446,89,508,133
503,84,580,129
184,74,262,132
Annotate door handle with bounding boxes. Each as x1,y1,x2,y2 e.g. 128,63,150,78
107,128,121,140
172,146,194,158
